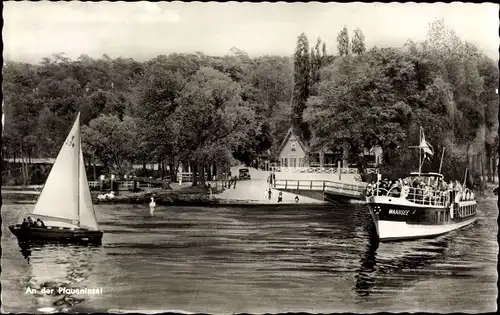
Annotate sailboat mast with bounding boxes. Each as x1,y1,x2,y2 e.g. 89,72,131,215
77,114,81,227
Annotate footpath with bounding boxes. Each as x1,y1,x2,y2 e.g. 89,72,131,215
214,168,326,205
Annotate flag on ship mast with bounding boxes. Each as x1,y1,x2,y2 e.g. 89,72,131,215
420,128,434,160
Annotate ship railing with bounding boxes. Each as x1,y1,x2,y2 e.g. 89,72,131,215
370,186,449,207
405,187,448,207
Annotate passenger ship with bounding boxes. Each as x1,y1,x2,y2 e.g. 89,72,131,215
366,172,477,241
366,128,477,241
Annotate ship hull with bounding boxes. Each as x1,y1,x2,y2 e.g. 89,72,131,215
374,217,477,241
9,224,103,245
367,196,477,242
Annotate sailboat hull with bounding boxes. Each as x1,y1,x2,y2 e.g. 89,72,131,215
9,224,103,245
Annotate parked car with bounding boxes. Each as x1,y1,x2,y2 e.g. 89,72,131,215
238,168,251,180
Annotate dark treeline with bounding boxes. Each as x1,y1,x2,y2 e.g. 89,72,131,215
2,19,498,189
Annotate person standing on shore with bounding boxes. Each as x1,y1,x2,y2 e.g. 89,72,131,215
277,191,283,203
267,188,272,200
272,172,276,188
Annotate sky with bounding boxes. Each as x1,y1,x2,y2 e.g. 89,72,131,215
3,2,499,63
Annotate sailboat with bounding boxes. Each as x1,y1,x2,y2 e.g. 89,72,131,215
9,113,103,245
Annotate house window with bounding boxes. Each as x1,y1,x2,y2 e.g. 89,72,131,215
281,157,288,167
299,158,304,167
291,142,296,152
290,157,297,168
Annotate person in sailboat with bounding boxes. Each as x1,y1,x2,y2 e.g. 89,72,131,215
27,216,35,227
21,218,29,229
36,218,46,228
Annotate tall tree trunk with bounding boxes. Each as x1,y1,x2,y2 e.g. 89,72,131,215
160,160,165,179
200,164,206,186
20,143,27,186
207,163,212,181
93,162,97,181
169,160,175,183
192,162,198,186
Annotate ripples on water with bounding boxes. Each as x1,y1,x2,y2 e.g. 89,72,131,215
1,197,498,314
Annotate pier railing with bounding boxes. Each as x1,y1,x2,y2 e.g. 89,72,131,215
274,179,367,198
274,167,379,174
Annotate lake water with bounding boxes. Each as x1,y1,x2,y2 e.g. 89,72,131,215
1,197,498,314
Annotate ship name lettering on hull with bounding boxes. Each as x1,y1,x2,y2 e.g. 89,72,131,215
388,209,410,216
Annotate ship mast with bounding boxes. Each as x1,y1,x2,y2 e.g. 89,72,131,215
419,127,422,176
409,126,423,176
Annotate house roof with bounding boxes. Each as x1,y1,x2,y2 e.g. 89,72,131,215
277,127,309,155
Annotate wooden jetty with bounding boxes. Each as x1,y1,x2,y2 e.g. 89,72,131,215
274,179,367,204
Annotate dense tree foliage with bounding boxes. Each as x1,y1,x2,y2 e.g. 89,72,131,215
337,26,350,57
2,19,497,190
306,19,498,187
351,28,366,55
292,33,311,141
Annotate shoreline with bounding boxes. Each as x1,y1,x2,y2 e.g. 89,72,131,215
0,189,329,207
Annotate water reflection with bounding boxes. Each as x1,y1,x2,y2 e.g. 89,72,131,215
354,224,379,296
19,242,101,313
354,226,452,297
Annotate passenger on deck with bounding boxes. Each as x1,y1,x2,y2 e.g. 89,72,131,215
27,217,35,227
390,180,401,197
36,218,46,228
366,183,373,197
401,181,410,199
21,218,29,229
423,185,432,202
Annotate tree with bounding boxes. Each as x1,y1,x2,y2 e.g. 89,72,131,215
81,115,139,175
304,48,419,173
310,37,324,96
351,28,366,55
292,33,311,140
135,57,188,180
337,26,350,56
174,67,256,186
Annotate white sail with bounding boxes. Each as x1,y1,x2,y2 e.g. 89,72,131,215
78,145,99,230
32,114,81,225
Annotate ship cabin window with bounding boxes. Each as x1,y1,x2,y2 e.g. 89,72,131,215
434,211,438,223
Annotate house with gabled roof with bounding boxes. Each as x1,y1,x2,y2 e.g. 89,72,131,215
276,127,342,168
276,128,309,168
275,127,383,169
